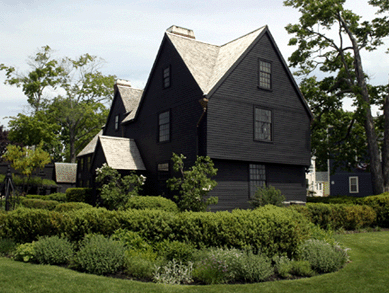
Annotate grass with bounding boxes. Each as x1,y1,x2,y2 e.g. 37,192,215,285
0,231,388,293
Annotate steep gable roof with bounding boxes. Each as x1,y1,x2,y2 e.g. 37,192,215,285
77,130,103,157
166,26,265,95
98,136,146,170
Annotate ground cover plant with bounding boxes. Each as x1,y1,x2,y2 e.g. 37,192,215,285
0,231,388,292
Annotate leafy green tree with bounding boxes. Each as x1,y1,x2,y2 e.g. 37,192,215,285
2,143,51,193
284,0,389,194
0,125,10,161
1,46,116,162
95,164,146,210
167,153,218,212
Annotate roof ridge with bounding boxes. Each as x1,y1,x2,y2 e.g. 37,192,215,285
166,31,220,48
220,26,266,47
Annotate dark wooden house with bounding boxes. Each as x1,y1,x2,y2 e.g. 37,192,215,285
77,25,313,210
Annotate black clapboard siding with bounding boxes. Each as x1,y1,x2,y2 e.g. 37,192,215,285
104,90,127,137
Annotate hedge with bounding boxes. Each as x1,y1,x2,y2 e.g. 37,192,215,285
125,196,178,213
20,198,59,211
290,203,376,230
66,188,94,205
0,206,311,258
26,193,67,202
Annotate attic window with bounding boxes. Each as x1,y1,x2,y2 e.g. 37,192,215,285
115,114,120,131
163,66,171,89
258,60,272,90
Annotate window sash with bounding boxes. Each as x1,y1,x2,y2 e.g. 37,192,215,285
349,176,359,193
259,60,271,89
159,111,170,142
163,66,170,88
249,164,266,198
255,108,272,141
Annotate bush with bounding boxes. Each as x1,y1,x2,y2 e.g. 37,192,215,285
0,208,66,243
249,186,285,208
13,242,36,263
0,238,17,257
235,250,274,282
154,259,194,285
21,198,59,210
357,193,389,227
299,239,348,274
155,240,195,263
290,203,376,230
125,196,178,213
112,229,153,252
26,193,66,202
34,236,73,265
54,202,93,212
124,250,162,280
72,234,126,275
66,188,93,205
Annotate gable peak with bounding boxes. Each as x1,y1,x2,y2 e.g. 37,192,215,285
166,25,195,39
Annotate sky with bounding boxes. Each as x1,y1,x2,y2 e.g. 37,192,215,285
1,0,388,128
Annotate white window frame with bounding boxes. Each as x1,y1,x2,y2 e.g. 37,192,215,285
349,176,359,193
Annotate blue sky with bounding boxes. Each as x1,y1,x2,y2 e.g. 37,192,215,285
1,0,388,127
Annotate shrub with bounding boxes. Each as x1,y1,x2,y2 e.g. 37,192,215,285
235,250,274,282
0,208,66,243
54,202,93,212
357,193,389,227
66,188,93,205
155,240,195,263
124,250,162,280
111,229,152,252
20,198,59,210
72,234,126,275
26,193,66,202
34,236,73,265
290,260,315,277
0,238,17,257
167,153,218,212
154,259,194,285
13,242,36,263
299,239,348,274
249,185,285,208
343,205,376,230
125,196,178,213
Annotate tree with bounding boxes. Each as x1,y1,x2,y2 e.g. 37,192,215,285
284,0,389,194
167,153,218,212
95,164,146,210
2,143,51,193
1,46,116,162
0,125,10,161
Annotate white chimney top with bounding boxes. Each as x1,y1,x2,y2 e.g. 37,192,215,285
166,25,195,39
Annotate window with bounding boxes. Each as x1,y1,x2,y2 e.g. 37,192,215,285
115,114,120,131
255,108,272,141
258,60,271,89
163,66,171,89
249,164,266,198
349,176,359,193
158,163,170,196
159,111,170,142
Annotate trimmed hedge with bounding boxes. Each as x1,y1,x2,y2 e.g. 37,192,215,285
66,188,94,205
125,196,178,212
54,202,93,212
357,193,389,227
20,198,59,211
0,206,311,258
290,203,376,230
26,193,67,202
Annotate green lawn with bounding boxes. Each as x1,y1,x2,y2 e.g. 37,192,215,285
0,231,388,293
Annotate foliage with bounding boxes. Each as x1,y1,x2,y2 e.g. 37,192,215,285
249,185,286,208
125,196,178,213
124,250,161,280
167,153,218,212
299,239,349,274
153,259,194,285
34,236,73,265
13,242,36,263
0,238,17,257
65,188,93,205
95,164,145,210
54,202,93,212
284,0,389,194
1,46,116,162
111,229,153,253
155,240,195,263
273,256,314,278
20,198,59,210
2,143,51,193
0,125,10,161
357,193,389,227
290,203,376,230
71,234,126,275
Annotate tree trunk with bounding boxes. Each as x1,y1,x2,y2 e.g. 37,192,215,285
382,84,389,192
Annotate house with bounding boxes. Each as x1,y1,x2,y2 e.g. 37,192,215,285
77,25,313,210
306,157,329,197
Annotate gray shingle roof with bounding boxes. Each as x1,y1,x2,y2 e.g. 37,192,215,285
77,130,103,157
166,26,266,94
316,172,329,182
55,163,77,183
99,136,146,170
118,85,143,123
